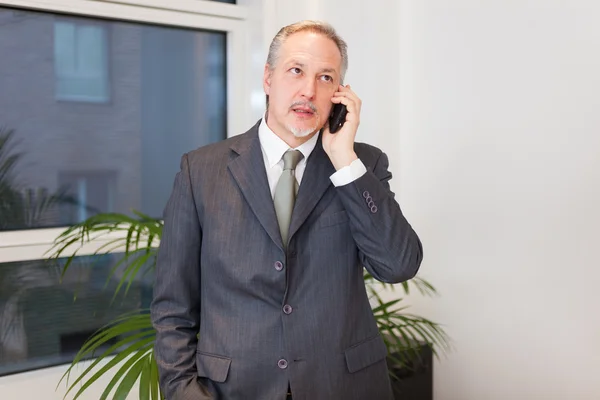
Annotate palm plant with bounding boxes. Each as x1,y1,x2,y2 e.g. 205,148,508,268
47,212,450,400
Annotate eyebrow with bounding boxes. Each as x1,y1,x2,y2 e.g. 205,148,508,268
288,59,337,75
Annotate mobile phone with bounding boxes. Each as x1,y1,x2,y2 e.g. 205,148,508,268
328,103,348,133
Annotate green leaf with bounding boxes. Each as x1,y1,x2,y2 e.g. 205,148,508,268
126,225,135,256
73,314,152,361
400,281,410,294
388,313,451,359
59,312,154,395
111,251,155,301
66,338,154,399
385,319,422,366
99,347,151,400
408,276,438,297
371,298,403,314
139,356,150,400
149,353,160,400
113,349,151,400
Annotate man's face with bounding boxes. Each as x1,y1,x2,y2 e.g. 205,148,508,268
263,31,342,140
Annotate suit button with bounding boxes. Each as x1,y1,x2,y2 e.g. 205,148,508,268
283,304,293,314
278,359,288,369
363,191,370,199
370,205,378,213
365,195,373,203
274,261,284,271
367,200,375,208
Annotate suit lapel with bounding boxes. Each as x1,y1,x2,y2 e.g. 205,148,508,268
228,122,284,251
288,136,336,242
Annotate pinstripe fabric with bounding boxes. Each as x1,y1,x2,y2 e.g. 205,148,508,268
150,120,423,400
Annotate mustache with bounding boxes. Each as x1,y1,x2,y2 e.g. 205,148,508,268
289,101,317,113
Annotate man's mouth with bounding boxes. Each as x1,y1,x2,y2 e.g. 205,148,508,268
292,107,315,115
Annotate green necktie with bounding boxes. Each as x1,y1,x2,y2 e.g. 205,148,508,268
274,150,303,248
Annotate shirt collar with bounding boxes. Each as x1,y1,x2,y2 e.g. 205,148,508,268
258,112,320,168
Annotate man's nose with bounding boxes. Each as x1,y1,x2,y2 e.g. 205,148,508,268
299,77,316,99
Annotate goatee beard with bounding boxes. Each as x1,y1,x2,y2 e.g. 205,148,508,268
288,124,317,138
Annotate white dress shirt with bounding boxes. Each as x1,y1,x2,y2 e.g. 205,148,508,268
258,116,367,199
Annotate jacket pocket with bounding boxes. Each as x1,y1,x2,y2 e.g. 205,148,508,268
196,351,232,383
319,210,349,228
344,334,388,373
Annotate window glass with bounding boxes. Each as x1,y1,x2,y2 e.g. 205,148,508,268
0,7,228,231
0,254,150,376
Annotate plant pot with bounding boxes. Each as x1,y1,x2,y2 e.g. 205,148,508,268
387,342,433,400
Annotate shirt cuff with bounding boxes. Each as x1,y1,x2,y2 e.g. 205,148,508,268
330,158,367,187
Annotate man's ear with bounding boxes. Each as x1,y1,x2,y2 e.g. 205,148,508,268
263,64,272,95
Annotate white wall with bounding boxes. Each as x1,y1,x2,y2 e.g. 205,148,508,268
397,1,600,399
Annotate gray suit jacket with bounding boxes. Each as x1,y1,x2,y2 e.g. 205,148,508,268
150,120,423,400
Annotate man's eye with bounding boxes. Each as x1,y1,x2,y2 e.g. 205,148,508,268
290,67,301,74
321,75,333,82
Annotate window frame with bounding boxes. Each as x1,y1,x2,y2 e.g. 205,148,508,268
0,0,252,260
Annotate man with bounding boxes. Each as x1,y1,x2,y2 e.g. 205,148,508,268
151,20,423,400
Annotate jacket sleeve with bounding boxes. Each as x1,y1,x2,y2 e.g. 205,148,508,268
334,150,424,283
150,153,212,399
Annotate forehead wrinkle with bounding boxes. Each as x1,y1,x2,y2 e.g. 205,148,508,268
286,58,305,68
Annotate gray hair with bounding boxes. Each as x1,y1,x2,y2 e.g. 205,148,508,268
265,20,348,107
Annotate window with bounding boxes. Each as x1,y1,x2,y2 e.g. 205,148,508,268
0,7,228,231
0,0,247,380
54,20,110,102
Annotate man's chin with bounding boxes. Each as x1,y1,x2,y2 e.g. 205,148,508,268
291,129,314,138
287,122,320,138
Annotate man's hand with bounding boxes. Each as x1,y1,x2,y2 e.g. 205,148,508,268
322,84,362,170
